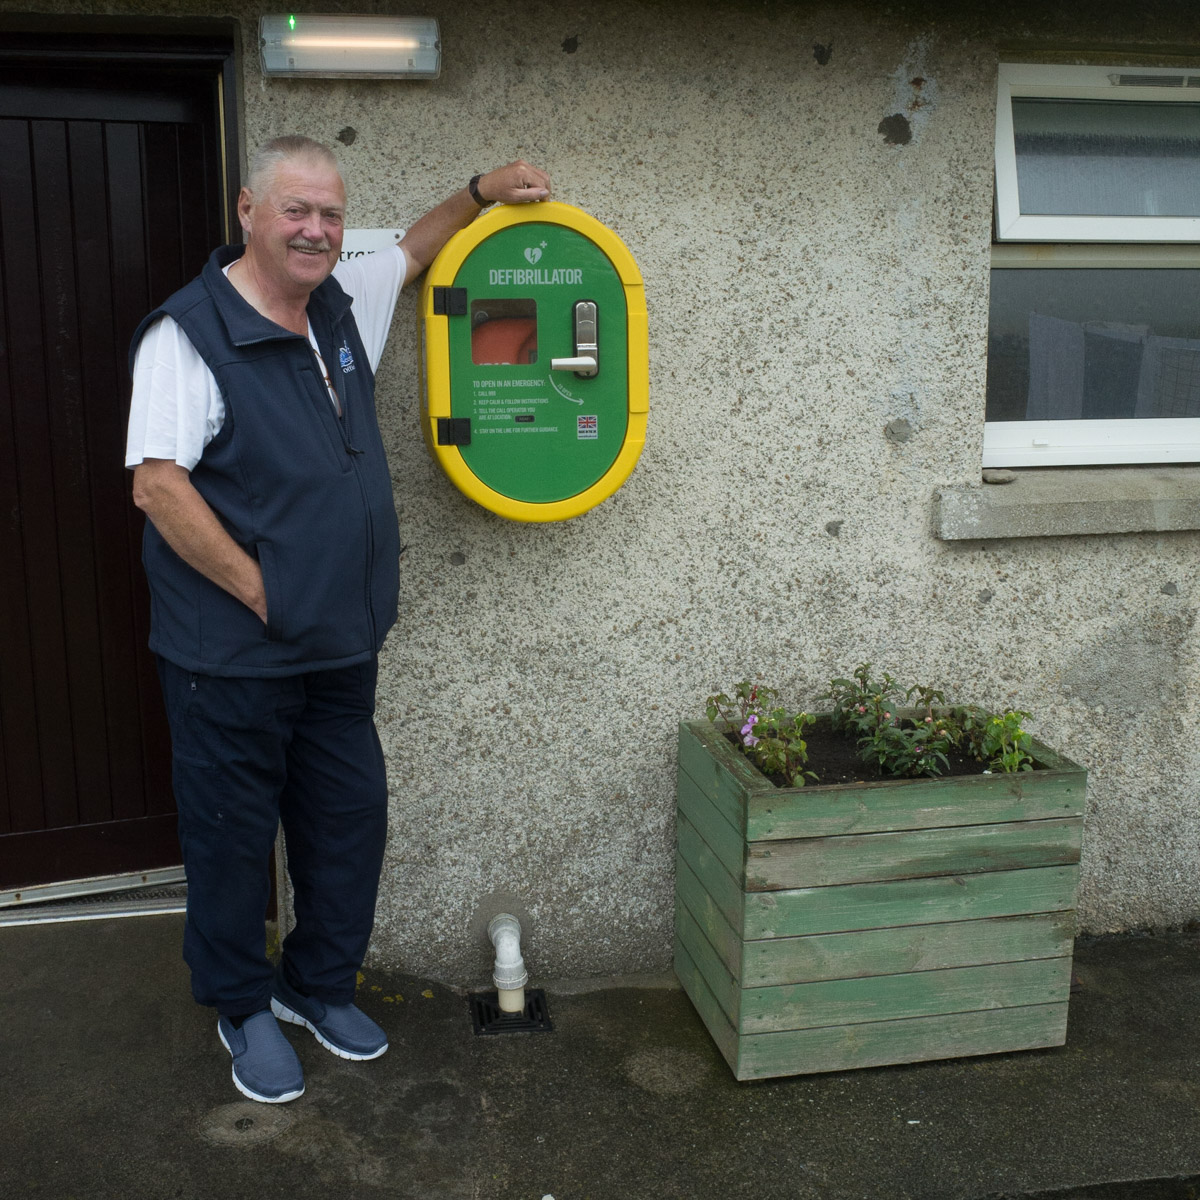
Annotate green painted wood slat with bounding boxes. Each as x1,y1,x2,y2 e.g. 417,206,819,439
735,1002,1070,1080
674,851,743,979
745,816,1082,891
677,768,744,880
747,771,1084,843
739,955,1072,1034
675,897,741,1028
676,809,744,933
677,720,756,833
744,865,1080,940
741,911,1075,987
673,936,741,1074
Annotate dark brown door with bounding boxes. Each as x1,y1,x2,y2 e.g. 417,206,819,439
0,54,231,890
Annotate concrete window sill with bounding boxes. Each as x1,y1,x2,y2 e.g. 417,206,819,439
935,466,1200,540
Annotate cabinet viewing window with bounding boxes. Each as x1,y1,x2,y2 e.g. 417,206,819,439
985,63,1200,467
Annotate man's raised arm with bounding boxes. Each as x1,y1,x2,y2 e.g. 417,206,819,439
398,160,551,286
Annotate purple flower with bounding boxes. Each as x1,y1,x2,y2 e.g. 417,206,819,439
741,715,760,747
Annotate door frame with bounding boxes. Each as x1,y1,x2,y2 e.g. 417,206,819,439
0,16,241,244
0,17,242,899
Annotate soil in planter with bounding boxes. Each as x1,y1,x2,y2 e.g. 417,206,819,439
722,724,1034,788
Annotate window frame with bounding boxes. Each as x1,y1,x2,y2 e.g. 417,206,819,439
985,64,1200,468
994,62,1200,243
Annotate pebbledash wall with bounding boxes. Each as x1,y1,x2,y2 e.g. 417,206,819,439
10,0,1200,984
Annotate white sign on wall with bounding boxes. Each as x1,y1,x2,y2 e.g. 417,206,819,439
339,228,406,261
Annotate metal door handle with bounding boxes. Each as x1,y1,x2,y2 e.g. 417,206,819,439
551,355,598,372
552,300,599,378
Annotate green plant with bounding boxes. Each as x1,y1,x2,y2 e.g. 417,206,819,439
821,664,955,778
706,682,817,787
939,704,1035,773
706,665,1037,783
978,710,1035,773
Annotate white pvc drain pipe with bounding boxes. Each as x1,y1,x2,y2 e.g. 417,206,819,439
487,913,528,1013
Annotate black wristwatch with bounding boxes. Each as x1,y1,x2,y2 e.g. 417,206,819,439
468,174,488,207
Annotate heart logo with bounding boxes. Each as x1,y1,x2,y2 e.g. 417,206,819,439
524,246,542,265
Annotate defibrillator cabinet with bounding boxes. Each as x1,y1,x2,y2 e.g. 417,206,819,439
419,201,648,522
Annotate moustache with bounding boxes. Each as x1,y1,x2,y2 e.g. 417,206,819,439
288,239,332,253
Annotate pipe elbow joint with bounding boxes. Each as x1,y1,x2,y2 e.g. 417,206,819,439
487,913,528,991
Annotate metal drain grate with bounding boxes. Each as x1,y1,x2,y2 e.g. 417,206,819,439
469,989,553,1035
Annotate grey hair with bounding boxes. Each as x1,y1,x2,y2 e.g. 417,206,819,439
245,136,340,196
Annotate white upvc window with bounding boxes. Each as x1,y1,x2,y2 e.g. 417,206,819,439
984,64,1200,468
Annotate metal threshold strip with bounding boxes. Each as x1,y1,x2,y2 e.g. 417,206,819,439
0,867,187,927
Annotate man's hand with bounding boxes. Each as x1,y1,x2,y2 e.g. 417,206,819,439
475,160,550,205
399,160,552,284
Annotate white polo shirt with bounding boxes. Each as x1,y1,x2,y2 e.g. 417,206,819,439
126,245,410,470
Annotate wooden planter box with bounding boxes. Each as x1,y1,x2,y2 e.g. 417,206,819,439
674,719,1087,1081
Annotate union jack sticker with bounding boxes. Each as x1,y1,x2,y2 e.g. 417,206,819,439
577,415,598,440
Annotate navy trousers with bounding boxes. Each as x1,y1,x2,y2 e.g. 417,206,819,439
156,657,388,1017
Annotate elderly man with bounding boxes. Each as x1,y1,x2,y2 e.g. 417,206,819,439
126,137,549,1104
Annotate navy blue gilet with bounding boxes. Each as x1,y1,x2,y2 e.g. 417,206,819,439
129,245,401,678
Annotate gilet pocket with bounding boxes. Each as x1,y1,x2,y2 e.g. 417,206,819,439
256,540,285,642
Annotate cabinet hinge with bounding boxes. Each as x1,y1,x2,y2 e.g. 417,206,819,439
437,417,472,446
432,287,468,316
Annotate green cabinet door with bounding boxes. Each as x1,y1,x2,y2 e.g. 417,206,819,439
447,222,629,505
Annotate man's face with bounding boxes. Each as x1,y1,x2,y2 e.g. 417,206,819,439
238,157,346,296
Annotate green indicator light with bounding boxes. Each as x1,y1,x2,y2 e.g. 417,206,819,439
288,13,296,30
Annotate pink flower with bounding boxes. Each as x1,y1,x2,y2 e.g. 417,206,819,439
741,715,760,748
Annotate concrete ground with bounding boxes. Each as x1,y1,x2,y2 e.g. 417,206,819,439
1,915,1198,1200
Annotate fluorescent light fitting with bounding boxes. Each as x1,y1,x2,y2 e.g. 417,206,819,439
260,15,441,79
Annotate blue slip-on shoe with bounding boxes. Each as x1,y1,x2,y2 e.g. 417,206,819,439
271,968,388,1062
216,1011,305,1104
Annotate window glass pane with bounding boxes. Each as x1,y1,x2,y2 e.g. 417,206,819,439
986,269,1200,420
1012,98,1200,217
470,298,537,365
